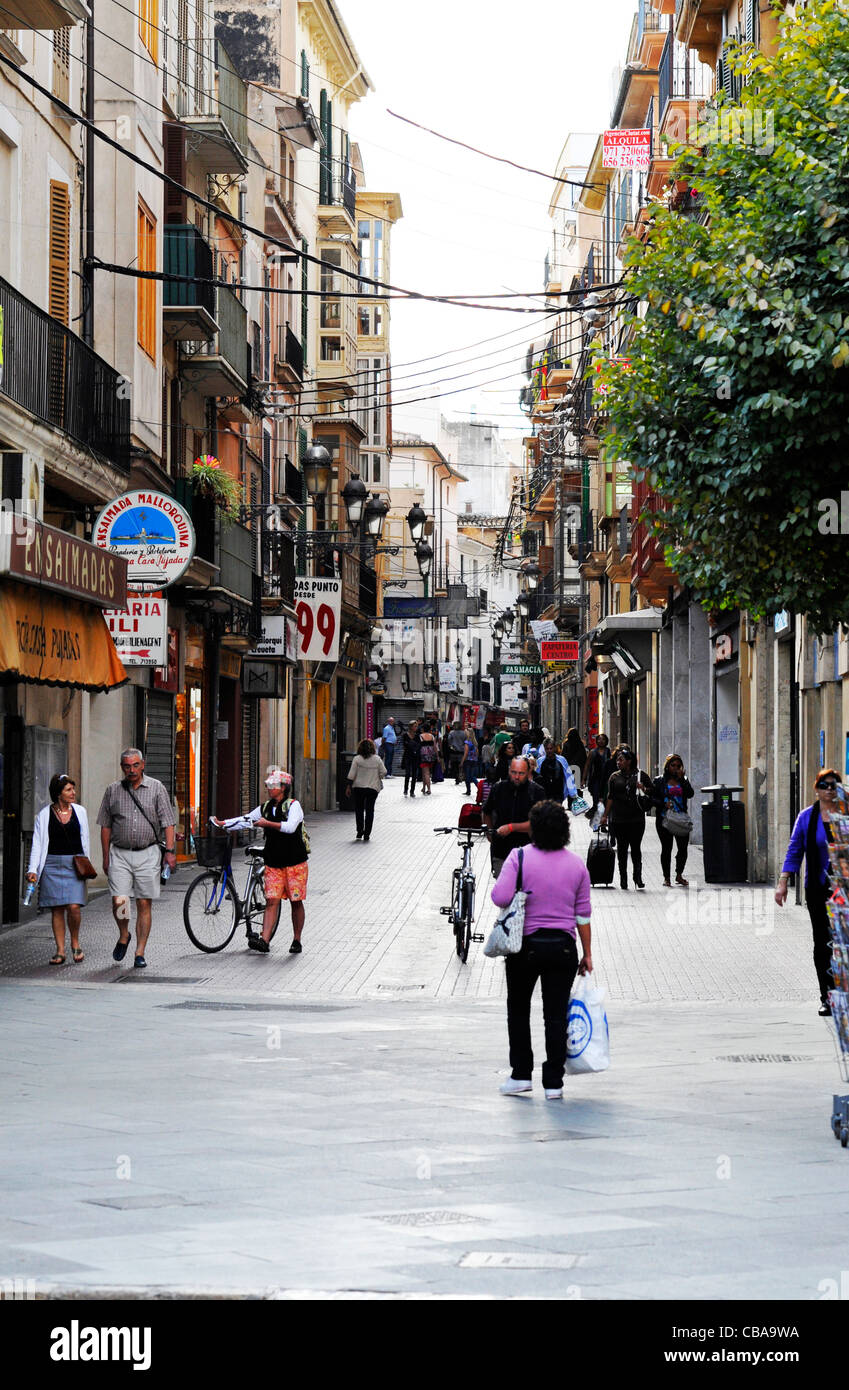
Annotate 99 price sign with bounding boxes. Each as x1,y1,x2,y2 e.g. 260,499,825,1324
294,577,342,662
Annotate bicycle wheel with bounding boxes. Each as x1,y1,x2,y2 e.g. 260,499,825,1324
449,869,462,929
456,881,473,963
184,871,240,952
247,871,282,941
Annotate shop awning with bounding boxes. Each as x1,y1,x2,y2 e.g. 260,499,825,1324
0,581,128,691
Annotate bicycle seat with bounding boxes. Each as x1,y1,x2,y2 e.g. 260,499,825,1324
245,845,264,858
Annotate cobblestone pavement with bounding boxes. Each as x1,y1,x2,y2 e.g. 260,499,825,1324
0,775,820,1005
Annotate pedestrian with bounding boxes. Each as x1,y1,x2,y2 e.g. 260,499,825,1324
26,773,92,965
564,727,588,793
483,755,546,879
380,716,397,776
97,749,176,970
600,747,653,890
491,727,513,758
214,768,308,955
460,726,479,795
401,719,421,797
535,739,567,802
493,799,593,1100
516,717,534,758
446,722,466,784
419,724,438,794
583,733,612,821
346,738,387,841
775,768,843,1016
492,739,517,784
652,754,695,887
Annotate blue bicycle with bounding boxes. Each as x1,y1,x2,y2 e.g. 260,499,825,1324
183,829,279,953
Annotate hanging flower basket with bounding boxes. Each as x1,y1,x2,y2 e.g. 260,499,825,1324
190,455,241,522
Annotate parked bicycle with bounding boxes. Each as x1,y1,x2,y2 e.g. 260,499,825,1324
433,824,489,963
183,827,280,953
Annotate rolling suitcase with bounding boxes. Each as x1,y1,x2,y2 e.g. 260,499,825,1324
587,829,616,887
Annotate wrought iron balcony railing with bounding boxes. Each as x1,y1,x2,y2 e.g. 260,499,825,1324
163,225,215,317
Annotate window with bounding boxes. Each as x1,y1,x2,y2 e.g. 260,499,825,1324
320,336,342,362
358,305,369,336
139,0,159,64
48,180,70,326
300,49,310,99
137,201,157,359
52,27,70,103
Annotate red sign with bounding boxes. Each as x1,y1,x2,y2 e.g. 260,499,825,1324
540,640,579,663
602,128,651,171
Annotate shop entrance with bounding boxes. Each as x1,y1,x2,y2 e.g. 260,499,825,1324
1,712,23,926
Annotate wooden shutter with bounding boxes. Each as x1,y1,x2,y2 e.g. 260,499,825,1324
745,0,758,45
48,180,70,326
139,0,158,64
137,201,156,360
162,122,187,222
300,49,309,99
52,27,70,103
301,236,308,361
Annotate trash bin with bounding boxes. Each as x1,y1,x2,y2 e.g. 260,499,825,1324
700,784,748,883
337,751,357,811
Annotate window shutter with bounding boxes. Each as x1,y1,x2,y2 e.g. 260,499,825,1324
48,180,70,326
162,122,187,222
319,89,329,202
301,236,308,362
300,49,309,99
745,0,757,45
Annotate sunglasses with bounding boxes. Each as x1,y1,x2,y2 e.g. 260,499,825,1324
818,781,838,790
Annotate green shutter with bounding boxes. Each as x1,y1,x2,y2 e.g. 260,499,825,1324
300,49,309,99
319,90,330,203
301,236,308,361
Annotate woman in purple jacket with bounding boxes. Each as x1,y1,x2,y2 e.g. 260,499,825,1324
775,768,841,1016
492,799,593,1100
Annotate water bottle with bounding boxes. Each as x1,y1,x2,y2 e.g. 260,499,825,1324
22,881,35,906
160,860,171,884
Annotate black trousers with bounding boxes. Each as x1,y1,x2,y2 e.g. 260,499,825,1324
805,879,834,1003
656,821,689,880
403,761,418,794
612,819,645,883
353,787,378,838
505,930,579,1089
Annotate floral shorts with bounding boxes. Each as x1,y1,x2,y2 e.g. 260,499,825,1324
264,863,308,902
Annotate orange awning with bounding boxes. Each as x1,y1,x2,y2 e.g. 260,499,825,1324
0,581,129,691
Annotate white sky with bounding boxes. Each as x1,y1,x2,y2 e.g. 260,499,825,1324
339,0,640,440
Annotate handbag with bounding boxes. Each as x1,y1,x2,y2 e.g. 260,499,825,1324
570,796,590,817
72,855,97,881
565,974,610,1074
483,848,528,958
432,761,445,783
663,807,693,836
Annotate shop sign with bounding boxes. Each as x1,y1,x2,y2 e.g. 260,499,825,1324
502,663,543,677
529,619,559,641
602,128,651,171
295,576,341,662
0,580,128,691
93,491,196,588
438,661,457,692
241,660,286,697
0,516,127,608
104,592,168,666
540,640,580,663
249,615,287,660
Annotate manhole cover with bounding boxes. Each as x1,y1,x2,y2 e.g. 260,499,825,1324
459,1252,581,1269
716,1054,814,1063
160,1000,350,1013
373,1210,483,1227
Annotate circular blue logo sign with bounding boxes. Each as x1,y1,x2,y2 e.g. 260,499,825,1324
567,999,592,1057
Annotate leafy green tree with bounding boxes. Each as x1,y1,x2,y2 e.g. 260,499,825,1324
600,0,849,630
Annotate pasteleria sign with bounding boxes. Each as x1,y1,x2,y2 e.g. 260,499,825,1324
93,492,196,588
104,591,168,666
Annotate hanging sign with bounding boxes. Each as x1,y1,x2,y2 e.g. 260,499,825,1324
295,576,341,662
249,615,287,660
540,640,580,663
502,662,543,677
602,128,651,171
438,661,457,692
93,491,196,588
104,591,168,666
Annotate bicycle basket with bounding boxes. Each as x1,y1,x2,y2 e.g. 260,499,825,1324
194,834,231,868
458,803,483,830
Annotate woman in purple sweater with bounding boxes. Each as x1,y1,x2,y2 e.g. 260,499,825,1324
491,799,593,1100
775,768,842,1016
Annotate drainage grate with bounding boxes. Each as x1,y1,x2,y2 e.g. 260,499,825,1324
716,1054,814,1063
160,1000,350,1013
373,1210,483,1227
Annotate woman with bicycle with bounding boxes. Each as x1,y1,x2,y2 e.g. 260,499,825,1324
492,799,593,1101
213,768,308,955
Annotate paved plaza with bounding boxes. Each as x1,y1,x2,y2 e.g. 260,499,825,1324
0,777,846,1299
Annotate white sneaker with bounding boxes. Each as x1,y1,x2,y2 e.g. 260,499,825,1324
544,1088,563,1100
499,1078,532,1095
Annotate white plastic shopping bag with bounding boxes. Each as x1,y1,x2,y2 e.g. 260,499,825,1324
565,974,610,1074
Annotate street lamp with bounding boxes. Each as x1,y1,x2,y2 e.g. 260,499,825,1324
515,591,531,614
523,561,541,592
302,442,333,497
341,474,368,531
501,607,515,635
364,493,389,540
415,539,433,580
406,503,426,542
493,618,505,643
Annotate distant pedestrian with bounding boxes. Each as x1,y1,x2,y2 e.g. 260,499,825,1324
460,727,479,795
380,717,397,776
27,773,92,965
652,754,695,887
564,728,588,793
97,749,176,970
401,720,421,797
776,768,842,1016
535,740,567,802
446,722,466,784
600,748,653,890
583,734,612,821
346,738,387,841
419,725,438,794
493,799,593,1100
214,768,308,955
483,756,546,879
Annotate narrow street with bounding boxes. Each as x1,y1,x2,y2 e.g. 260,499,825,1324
0,779,844,1300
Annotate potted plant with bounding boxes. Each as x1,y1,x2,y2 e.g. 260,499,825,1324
189,455,241,523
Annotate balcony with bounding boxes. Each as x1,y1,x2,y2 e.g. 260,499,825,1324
675,0,727,65
568,516,607,578
631,477,678,601
2,0,88,25
179,41,248,176
657,29,714,138
276,454,304,507
359,562,377,618
163,225,217,342
633,0,668,67
319,157,357,234
180,285,248,399
274,322,304,385
0,273,129,474
265,179,300,243
261,529,296,606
